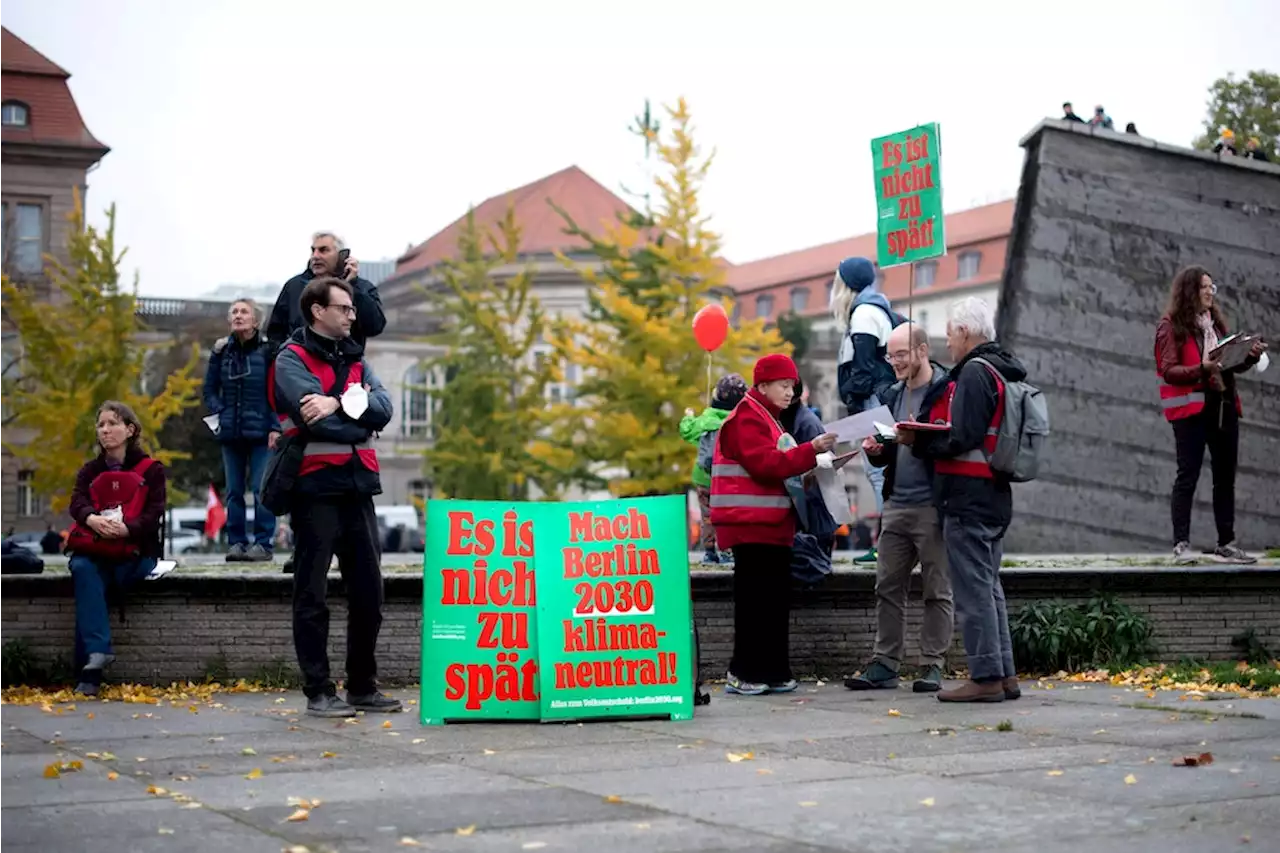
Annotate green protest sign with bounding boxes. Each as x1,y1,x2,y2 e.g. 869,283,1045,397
420,501,541,725
532,495,694,722
871,122,946,269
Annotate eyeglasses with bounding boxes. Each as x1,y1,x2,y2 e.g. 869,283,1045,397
327,303,357,317
884,349,918,364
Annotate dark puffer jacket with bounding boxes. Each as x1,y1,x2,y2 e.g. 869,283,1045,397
203,331,277,443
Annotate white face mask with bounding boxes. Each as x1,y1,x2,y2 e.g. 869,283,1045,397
341,383,369,420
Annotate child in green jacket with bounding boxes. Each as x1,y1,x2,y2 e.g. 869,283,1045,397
680,373,748,563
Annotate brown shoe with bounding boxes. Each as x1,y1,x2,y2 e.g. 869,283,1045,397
1003,677,1022,701
937,680,1005,703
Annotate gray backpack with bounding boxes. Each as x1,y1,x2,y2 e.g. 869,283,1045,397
696,430,717,475
971,357,1049,483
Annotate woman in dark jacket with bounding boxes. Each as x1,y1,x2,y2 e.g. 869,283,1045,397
68,401,167,696
1154,266,1268,564
204,298,279,562
780,379,838,576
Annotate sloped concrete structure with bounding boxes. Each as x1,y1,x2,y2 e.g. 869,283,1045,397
998,122,1280,552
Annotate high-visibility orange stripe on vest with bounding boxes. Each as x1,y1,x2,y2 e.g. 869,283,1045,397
709,395,793,527
278,344,379,477
1154,333,1246,422
933,362,1004,480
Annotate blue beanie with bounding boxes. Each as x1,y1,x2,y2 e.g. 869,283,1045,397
836,257,876,292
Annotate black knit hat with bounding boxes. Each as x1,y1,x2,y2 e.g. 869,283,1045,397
712,373,748,409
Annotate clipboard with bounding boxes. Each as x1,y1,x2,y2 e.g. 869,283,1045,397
895,421,951,432
1209,334,1257,371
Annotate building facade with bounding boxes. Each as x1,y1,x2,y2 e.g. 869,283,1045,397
2,27,110,533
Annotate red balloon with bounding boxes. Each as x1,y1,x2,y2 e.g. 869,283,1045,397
692,303,729,352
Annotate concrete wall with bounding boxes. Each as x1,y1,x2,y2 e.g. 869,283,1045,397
4,568,1276,684
998,122,1280,553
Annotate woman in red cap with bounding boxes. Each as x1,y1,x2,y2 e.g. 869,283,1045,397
711,353,838,695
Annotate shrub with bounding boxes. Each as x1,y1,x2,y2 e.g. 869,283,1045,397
1010,594,1154,673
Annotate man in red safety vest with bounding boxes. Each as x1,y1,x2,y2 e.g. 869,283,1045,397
896,296,1027,704
273,276,398,718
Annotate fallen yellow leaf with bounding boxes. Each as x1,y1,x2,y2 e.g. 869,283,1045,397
482,748,497,755
382,721,393,729
100,752,117,761
887,709,902,717
1046,769,1065,777
287,797,321,809
241,747,257,756
633,823,650,830
86,712,95,720
107,772,119,781
757,768,774,775
245,768,263,780
158,827,175,835
146,785,168,795
522,843,547,850
320,751,337,759
85,752,102,759
725,751,754,763
604,794,624,804
275,698,287,704
455,824,477,836
286,808,310,822
798,801,818,807
43,764,60,779
1124,774,1138,785
284,847,310,853
399,839,423,847
920,797,935,807
411,738,426,745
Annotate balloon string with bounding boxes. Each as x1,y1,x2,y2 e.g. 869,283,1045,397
706,352,713,403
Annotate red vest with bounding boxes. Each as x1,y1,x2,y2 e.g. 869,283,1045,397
708,395,793,527
277,344,379,477
1156,333,1242,421
933,362,1004,480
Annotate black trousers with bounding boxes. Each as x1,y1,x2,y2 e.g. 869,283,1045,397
1171,397,1239,547
291,493,384,698
729,543,793,684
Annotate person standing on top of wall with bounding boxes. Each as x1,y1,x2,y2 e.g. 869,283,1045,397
830,256,902,565
710,354,838,696
1155,265,1268,565
204,298,279,562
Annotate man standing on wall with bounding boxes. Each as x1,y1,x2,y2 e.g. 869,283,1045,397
266,231,387,354
897,297,1024,703
274,276,399,717
830,256,902,565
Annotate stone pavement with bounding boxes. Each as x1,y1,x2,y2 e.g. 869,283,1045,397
3,681,1278,853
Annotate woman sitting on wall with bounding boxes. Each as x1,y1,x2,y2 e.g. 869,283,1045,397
710,354,837,695
1154,266,1268,565
66,401,167,695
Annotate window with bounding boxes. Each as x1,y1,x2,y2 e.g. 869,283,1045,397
10,202,44,272
755,294,774,320
789,287,810,313
1,102,29,127
17,470,41,517
913,261,937,288
918,309,929,332
402,363,439,439
957,251,982,281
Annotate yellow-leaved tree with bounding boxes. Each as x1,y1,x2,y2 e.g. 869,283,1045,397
550,98,787,496
1,195,202,511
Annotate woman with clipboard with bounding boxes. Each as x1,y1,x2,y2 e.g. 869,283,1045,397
1155,266,1269,564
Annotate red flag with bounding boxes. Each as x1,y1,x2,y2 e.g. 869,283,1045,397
205,484,227,539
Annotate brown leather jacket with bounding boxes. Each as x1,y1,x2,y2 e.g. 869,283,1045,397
1155,316,1257,394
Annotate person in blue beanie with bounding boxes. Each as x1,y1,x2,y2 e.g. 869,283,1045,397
829,257,904,564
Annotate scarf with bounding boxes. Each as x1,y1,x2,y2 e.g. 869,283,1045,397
1197,312,1219,354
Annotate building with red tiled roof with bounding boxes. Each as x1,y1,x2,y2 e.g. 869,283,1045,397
3,27,111,532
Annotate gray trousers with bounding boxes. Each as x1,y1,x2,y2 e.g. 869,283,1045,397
944,515,1015,681
872,504,954,671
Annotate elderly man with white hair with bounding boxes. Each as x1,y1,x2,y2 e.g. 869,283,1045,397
265,231,387,355
896,296,1026,703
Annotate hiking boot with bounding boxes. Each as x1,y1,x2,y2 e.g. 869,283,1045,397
1003,676,1022,701
1172,540,1197,565
245,544,272,562
767,679,799,693
226,544,249,562
346,690,403,713
74,682,99,697
913,664,944,693
724,672,768,696
937,680,1005,703
1212,542,1257,565
845,660,900,690
306,693,357,718
83,652,115,671
854,547,878,565
701,550,720,564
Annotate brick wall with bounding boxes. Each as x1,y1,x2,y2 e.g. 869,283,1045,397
2,568,1276,684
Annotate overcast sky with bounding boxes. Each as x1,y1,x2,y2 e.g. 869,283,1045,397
3,0,1273,297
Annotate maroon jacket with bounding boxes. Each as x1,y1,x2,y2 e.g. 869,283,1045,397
69,447,167,560
713,388,818,549
1154,316,1259,398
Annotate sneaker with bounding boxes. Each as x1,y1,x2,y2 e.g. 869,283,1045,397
854,547,878,565
717,550,735,566
1212,542,1257,565
346,690,403,713
74,682,99,697
724,672,768,696
1172,540,1197,565
1003,676,1022,701
701,550,720,564
913,665,944,693
83,652,115,671
767,679,799,693
845,660,900,690
245,544,272,562
937,680,1005,703
226,544,249,562
306,693,357,718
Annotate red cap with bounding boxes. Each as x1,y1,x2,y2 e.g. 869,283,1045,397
753,354,799,386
